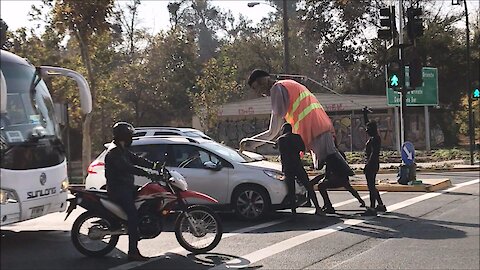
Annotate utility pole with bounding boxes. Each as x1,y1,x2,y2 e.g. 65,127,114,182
399,0,406,146
282,0,289,74
465,0,474,165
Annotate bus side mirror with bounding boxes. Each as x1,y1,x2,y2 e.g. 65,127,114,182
1,71,7,114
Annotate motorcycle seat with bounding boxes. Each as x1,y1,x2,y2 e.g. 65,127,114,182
86,189,109,199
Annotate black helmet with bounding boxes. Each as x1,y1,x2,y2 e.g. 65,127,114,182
112,122,134,142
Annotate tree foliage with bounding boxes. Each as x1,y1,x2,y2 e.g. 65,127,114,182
1,0,478,157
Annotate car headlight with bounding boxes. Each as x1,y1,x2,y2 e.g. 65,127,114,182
264,170,284,181
0,189,18,204
61,178,69,192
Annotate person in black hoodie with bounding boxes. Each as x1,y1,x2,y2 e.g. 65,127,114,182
362,109,387,216
105,122,159,261
277,123,324,216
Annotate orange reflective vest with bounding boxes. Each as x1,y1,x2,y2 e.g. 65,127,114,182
275,80,334,148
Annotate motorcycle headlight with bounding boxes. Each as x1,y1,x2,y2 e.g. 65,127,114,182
61,178,69,192
0,189,18,204
264,170,284,181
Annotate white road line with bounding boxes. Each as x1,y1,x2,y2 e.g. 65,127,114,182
110,193,380,270
210,179,479,269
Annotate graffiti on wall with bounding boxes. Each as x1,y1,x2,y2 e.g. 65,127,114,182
216,117,270,147
215,112,445,152
331,114,395,152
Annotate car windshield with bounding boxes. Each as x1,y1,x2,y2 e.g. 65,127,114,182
200,141,255,163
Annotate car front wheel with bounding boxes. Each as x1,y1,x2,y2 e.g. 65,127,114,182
232,186,271,220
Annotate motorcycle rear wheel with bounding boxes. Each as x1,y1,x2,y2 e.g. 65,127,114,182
71,212,120,257
175,205,223,254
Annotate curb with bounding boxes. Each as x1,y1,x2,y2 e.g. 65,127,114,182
307,166,479,176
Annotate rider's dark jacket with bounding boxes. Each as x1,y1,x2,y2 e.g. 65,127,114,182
105,142,154,193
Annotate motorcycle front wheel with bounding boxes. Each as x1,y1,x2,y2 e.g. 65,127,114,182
71,211,120,257
175,205,223,254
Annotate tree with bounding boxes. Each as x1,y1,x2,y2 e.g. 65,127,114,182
50,0,114,178
0,19,8,49
190,57,240,137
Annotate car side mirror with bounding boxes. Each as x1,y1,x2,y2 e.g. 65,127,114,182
204,161,222,171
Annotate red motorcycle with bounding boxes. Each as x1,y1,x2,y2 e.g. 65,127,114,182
65,165,223,257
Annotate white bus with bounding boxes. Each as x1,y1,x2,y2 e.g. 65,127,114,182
0,50,92,226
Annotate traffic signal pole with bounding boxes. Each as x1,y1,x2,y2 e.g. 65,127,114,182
398,0,406,147
464,0,474,165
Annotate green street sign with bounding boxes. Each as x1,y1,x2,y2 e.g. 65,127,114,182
386,67,438,106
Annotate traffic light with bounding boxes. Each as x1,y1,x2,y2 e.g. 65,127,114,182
378,6,396,40
409,57,423,88
473,88,480,100
387,61,401,89
407,7,423,41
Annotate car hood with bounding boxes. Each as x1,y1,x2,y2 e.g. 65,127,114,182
242,160,282,172
241,151,265,161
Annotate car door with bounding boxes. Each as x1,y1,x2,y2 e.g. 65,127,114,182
167,144,230,204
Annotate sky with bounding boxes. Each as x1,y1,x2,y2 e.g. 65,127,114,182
1,0,478,36
0,0,277,35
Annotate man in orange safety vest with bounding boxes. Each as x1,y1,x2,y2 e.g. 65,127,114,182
241,69,346,172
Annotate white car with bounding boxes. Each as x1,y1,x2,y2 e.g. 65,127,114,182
133,127,213,140
85,136,308,220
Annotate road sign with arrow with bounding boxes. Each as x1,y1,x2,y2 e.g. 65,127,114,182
401,141,415,165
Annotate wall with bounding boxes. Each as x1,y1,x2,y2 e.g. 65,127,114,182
203,109,445,153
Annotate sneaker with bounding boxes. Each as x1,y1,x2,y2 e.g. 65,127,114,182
375,205,387,212
322,206,336,214
361,208,377,216
315,209,326,216
359,201,366,208
128,252,149,261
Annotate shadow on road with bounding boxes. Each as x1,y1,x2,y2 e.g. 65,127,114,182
0,229,128,270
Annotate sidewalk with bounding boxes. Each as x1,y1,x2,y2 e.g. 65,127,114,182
307,159,479,175
308,159,478,192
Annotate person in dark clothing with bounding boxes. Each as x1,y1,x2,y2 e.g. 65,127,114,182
314,138,366,214
105,122,159,261
276,123,324,216
362,109,387,216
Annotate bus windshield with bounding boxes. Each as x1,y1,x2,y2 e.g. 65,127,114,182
0,62,64,170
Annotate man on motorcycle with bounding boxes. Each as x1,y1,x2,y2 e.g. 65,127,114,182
105,122,159,261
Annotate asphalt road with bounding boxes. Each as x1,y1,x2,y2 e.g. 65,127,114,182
1,171,479,270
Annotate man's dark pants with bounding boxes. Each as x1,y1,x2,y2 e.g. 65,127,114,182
109,187,139,254
285,167,321,211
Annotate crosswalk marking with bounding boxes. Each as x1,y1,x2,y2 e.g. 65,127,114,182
210,179,479,269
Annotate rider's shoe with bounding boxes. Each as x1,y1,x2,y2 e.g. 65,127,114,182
315,208,326,216
128,252,149,261
375,204,387,212
361,207,377,216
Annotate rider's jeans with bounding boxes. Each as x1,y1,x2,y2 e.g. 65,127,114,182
110,187,139,254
